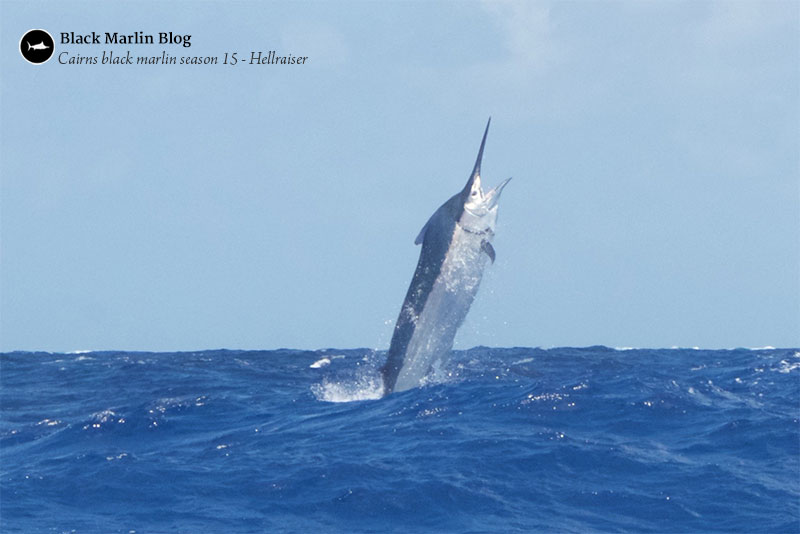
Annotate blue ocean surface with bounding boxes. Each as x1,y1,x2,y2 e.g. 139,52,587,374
1,346,798,533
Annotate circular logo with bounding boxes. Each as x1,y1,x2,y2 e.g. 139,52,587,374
20,29,55,64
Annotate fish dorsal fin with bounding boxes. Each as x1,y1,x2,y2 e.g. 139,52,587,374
414,217,432,245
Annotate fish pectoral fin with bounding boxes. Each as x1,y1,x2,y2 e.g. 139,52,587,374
481,240,496,263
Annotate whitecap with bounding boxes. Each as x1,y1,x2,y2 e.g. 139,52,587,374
36,418,61,426
310,357,331,369
775,359,800,374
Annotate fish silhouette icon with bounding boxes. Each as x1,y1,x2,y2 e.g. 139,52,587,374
27,41,50,51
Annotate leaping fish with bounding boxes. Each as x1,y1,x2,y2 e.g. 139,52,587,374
381,118,511,394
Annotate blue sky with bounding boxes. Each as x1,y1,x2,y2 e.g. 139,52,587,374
1,1,798,351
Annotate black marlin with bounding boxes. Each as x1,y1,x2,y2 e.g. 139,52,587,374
381,119,511,394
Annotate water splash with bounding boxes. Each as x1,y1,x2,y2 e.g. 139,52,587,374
311,373,384,402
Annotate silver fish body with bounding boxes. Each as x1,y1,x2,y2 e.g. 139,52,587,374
381,119,510,394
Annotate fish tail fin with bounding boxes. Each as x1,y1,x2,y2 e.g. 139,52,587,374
26,41,31,51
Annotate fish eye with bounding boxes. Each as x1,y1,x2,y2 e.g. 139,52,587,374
471,191,478,196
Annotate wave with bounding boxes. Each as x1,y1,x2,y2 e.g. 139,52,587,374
2,346,798,533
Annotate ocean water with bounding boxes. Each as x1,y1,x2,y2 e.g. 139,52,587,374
1,346,798,533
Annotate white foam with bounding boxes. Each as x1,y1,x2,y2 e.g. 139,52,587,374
311,374,384,403
310,357,331,368
83,409,125,430
776,359,800,374
417,406,446,418
521,391,568,405
36,418,61,426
